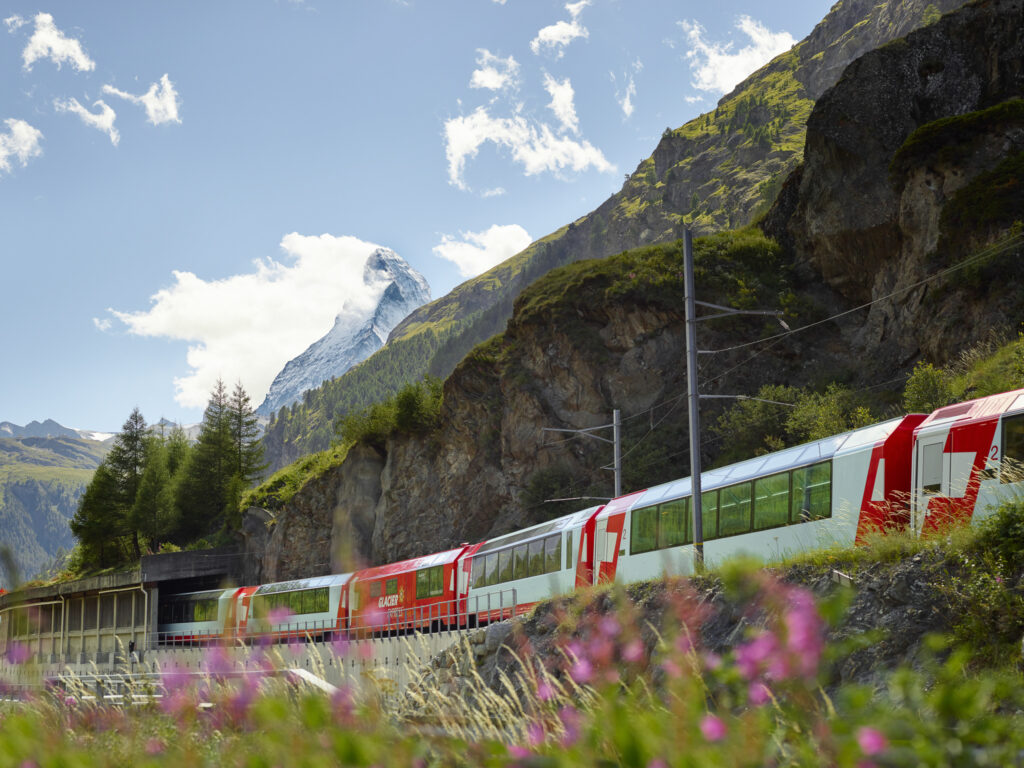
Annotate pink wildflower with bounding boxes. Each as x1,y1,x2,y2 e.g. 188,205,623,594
598,616,621,637
558,706,582,747
537,679,555,701
622,638,645,664
703,652,722,670
748,682,771,706
570,657,593,684
507,745,531,759
526,721,545,747
856,727,888,756
661,658,682,679
699,714,727,742
145,739,165,756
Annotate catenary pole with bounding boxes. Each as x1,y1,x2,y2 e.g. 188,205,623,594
683,229,705,571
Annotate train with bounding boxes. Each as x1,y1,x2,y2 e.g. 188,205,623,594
154,386,1024,643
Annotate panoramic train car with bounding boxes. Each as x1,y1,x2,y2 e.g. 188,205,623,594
464,505,602,624
156,588,238,645
241,573,353,640
912,387,1024,533
348,546,470,634
592,413,926,580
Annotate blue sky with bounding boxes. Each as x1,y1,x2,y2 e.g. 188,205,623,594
0,0,831,433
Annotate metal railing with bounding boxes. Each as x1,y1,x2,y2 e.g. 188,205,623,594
148,589,520,649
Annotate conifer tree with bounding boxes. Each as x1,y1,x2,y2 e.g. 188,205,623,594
228,380,266,484
175,379,235,540
104,407,149,559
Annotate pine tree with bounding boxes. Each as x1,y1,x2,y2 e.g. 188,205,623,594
70,462,129,568
105,407,148,559
130,437,179,552
175,379,234,540
228,381,266,484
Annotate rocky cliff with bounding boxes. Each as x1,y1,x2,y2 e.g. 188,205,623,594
768,0,1024,375
259,0,964,473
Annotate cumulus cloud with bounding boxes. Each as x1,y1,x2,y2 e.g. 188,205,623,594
54,97,119,146
612,59,643,119
482,187,506,198
444,106,613,190
103,74,181,125
104,234,395,409
0,119,44,176
4,15,28,33
470,49,520,92
433,224,532,278
679,15,795,95
530,0,589,58
19,13,95,72
543,73,578,134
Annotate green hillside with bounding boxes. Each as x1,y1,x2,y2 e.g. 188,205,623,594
0,437,108,587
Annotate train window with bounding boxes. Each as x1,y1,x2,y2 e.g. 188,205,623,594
793,462,832,520
499,549,514,583
544,535,561,573
920,443,943,494
300,590,314,615
471,557,486,589
754,472,790,530
314,588,329,613
1002,414,1024,483
566,531,574,570
700,490,720,540
719,483,752,537
251,596,267,619
385,578,398,596
370,581,382,598
631,506,658,555
195,599,218,622
528,539,545,577
658,498,688,549
514,545,528,580
416,568,430,598
429,566,444,597
485,554,499,587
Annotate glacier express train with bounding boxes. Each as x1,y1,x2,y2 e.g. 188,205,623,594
156,387,1024,644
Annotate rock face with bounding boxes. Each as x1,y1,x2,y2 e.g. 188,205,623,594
256,248,430,418
772,0,1024,373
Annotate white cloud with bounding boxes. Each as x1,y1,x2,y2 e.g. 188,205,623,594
685,95,705,104
105,234,396,409
433,224,532,277
543,73,578,134
4,15,27,33
93,317,112,332
103,74,181,125
444,106,614,190
612,59,642,119
20,13,95,72
482,187,506,198
679,15,795,95
470,49,520,92
530,0,589,58
54,97,119,146
0,119,44,176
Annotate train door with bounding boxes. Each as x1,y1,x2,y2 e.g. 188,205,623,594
913,432,949,534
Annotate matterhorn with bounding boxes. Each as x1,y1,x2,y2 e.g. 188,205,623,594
256,248,430,417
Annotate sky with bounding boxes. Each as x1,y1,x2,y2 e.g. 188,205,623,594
0,0,832,433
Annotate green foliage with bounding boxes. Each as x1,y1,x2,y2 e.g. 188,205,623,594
786,383,875,443
241,444,351,512
519,465,593,520
337,376,443,448
902,361,959,413
711,385,802,465
891,99,1024,179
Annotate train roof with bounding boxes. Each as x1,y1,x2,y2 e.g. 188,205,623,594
252,573,353,595
916,387,1024,434
629,415,914,511
472,505,602,557
594,491,646,523
352,547,468,581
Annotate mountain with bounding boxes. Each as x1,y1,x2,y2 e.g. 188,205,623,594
251,0,1024,579
0,435,109,588
256,247,430,419
0,419,115,443
259,0,967,473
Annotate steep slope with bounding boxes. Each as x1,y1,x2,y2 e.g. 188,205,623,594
252,0,1024,580
256,248,430,418
0,436,108,587
260,0,967,472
